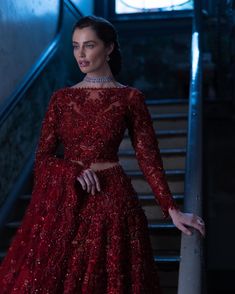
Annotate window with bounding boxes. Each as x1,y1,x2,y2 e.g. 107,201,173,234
115,0,193,14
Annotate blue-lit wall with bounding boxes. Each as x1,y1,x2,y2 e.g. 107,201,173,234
0,0,59,105
72,0,94,15
0,0,94,203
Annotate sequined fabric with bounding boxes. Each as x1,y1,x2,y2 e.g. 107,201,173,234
0,86,180,293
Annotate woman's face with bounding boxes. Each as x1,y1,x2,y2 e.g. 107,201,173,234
72,26,113,76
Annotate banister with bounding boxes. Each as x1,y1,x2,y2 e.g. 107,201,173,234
177,0,207,293
0,0,82,127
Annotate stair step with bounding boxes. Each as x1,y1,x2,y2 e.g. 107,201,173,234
158,137,187,149
148,222,176,230
154,129,187,136
19,194,31,201
160,288,178,294
5,221,21,229
150,233,181,252
0,253,181,264
154,255,180,263
127,169,185,177
151,113,188,120
0,251,5,261
121,129,187,150
146,99,188,105
119,147,186,170
5,220,178,230
146,99,188,115
119,148,186,156
132,177,184,195
124,129,187,138
139,193,184,201
158,270,179,288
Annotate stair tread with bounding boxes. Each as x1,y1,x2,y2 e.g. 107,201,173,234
0,251,5,257
151,113,188,120
124,129,187,138
154,255,181,262
148,222,176,229
146,99,188,105
119,147,186,156
139,193,184,201
19,194,31,200
0,250,180,263
126,169,185,176
5,221,21,228
156,129,187,135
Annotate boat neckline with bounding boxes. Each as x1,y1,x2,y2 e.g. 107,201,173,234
65,85,129,90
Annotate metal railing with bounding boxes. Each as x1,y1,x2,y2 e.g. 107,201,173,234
0,0,83,126
0,0,83,227
0,0,63,126
177,0,206,293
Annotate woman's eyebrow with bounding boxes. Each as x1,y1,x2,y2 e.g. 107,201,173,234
72,40,96,44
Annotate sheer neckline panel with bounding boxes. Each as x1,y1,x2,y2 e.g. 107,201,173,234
65,85,129,90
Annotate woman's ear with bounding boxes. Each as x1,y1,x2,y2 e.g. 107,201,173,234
107,42,114,56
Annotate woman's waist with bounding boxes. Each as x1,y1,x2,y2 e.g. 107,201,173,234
69,159,120,172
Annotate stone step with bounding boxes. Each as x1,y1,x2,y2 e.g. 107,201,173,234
19,194,31,201
127,169,185,178
151,113,188,130
150,233,181,252
131,176,184,195
146,99,188,115
119,148,186,170
121,129,187,149
119,148,186,156
143,201,184,220
158,269,179,288
139,193,184,202
154,255,180,264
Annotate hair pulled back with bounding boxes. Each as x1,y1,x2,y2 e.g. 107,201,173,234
72,15,122,76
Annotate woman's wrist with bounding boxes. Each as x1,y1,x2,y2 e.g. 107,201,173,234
168,206,181,216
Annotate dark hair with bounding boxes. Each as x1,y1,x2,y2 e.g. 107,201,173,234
72,15,122,76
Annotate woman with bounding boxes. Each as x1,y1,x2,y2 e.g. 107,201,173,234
0,15,205,293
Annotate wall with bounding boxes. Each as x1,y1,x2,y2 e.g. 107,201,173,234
72,0,94,16
0,0,94,203
0,0,59,105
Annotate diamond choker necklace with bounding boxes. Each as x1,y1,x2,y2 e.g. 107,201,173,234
83,75,115,83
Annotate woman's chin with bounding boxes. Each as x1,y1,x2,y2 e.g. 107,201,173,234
79,68,89,73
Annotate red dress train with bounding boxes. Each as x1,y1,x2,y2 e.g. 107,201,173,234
0,86,180,293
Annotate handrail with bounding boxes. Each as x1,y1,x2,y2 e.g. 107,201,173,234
0,0,83,226
0,0,82,127
0,0,64,127
64,0,83,18
177,0,206,293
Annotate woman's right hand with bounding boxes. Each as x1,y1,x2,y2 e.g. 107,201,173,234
76,168,101,195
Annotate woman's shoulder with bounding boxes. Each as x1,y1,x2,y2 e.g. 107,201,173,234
50,84,144,100
125,86,146,104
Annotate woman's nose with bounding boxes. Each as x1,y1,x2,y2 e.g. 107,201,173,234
78,47,85,57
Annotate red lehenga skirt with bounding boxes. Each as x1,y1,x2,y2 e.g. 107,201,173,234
0,164,162,293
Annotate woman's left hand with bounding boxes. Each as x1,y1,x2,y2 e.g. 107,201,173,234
168,208,206,238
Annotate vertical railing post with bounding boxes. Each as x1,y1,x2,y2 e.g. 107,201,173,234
177,0,206,293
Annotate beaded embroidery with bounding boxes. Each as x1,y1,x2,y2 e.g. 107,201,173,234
0,86,180,293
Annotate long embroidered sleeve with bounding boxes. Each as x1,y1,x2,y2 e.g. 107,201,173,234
126,89,180,219
33,91,84,182
0,86,174,293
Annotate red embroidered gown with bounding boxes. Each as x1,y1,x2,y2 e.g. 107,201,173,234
0,85,180,293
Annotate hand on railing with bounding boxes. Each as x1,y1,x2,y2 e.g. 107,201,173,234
168,207,206,238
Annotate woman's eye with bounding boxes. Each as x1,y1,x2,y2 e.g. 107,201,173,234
86,44,94,48
73,45,79,49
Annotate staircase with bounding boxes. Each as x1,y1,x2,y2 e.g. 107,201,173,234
119,97,188,294
0,97,188,294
